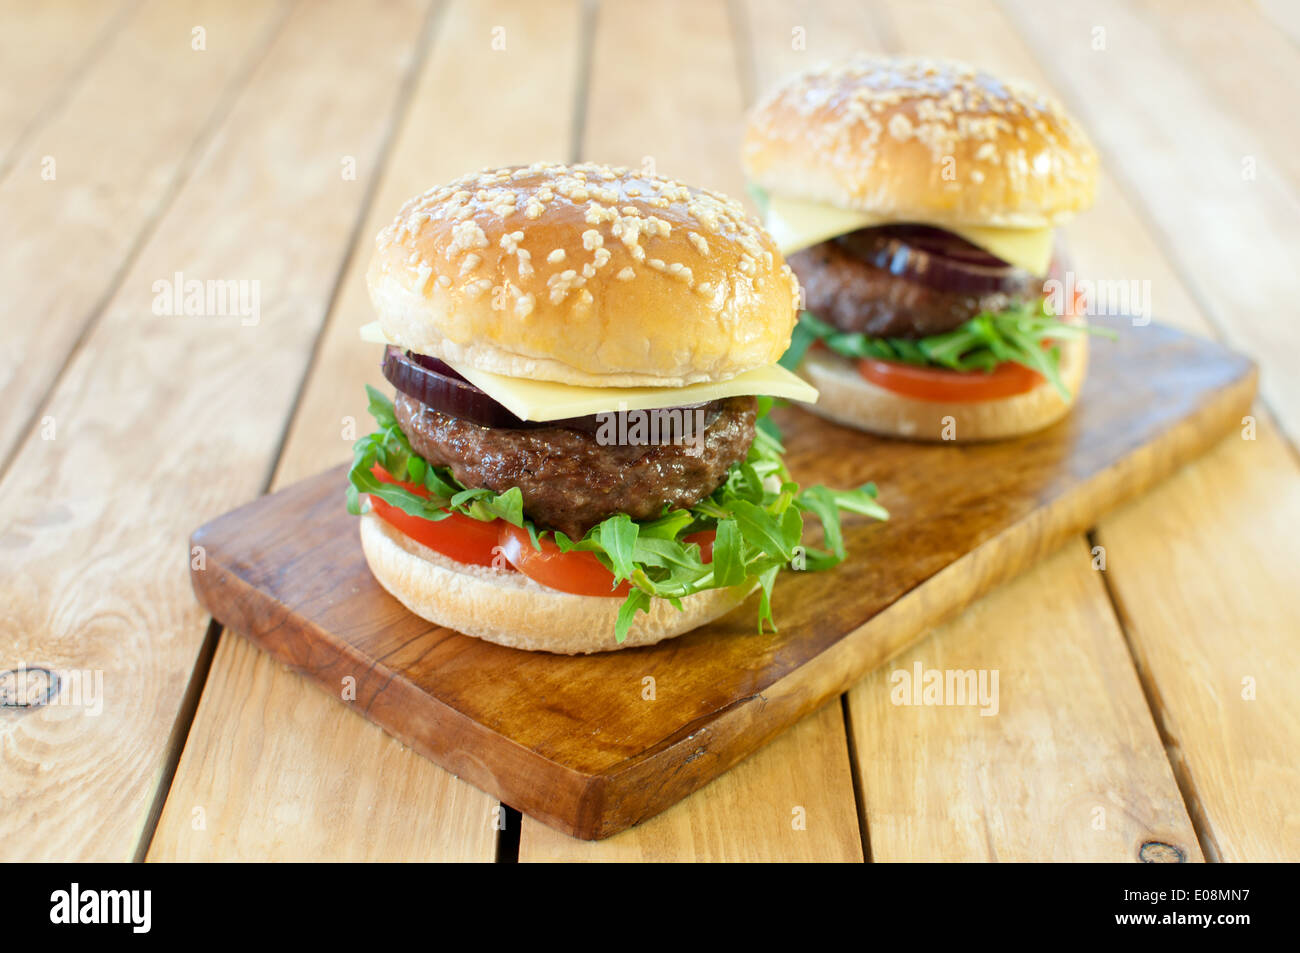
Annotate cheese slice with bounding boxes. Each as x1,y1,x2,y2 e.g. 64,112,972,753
763,193,1056,276
359,322,818,420
360,321,392,345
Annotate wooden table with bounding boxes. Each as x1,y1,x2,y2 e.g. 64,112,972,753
2,0,1297,863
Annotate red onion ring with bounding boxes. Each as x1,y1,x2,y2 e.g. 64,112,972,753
836,224,1043,297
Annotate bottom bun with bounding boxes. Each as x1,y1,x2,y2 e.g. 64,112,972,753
796,333,1088,442
359,513,756,654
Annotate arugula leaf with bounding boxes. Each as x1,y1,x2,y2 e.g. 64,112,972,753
787,299,1115,400
598,514,639,583
779,316,821,371
615,589,652,643
710,518,746,588
347,388,890,641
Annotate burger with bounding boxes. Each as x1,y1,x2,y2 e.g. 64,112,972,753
743,56,1105,441
346,162,887,654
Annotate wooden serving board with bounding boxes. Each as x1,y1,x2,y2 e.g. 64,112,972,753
190,318,1255,840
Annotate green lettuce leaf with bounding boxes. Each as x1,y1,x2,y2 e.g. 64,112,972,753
788,298,1115,400
347,387,887,643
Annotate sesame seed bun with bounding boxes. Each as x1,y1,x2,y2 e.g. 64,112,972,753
743,56,1098,229
359,513,757,654
795,333,1088,442
367,162,801,387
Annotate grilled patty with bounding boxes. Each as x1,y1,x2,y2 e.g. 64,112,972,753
394,392,756,539
788,234,1037,339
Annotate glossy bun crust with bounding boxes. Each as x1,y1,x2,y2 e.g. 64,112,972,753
744,56,1098,228
367,162,801,387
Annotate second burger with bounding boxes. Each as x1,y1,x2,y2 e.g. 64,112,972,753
744,55,1108,442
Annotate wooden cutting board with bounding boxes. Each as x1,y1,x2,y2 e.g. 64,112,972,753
190,318,1255,840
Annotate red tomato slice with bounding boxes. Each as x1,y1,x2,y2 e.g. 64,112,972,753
498,523,631,597
369,465,503,569
858,357,1043,402
497,526,717,598
685,530,716,564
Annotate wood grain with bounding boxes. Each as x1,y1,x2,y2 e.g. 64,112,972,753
0,0,288,462
519,701,863,861
990,0,1300,862
516,0,866,861
849,539,1202,862
146,632,498,862
188,319,1255,840
0,0,129,169
746,0,1202,863
149,0,586,863
1254,0,1300,49
4,0,1293,863
1093,415,1300,861
1137,0,1300,194
0,0,429,862
1003,0,1300,445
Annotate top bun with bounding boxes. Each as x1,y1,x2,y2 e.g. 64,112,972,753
743,56,1098,229
367,162,800,387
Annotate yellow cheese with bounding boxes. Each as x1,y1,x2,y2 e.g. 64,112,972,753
359,321,390,345
359,322,818,420
454,362,818,421
763,193,1056,276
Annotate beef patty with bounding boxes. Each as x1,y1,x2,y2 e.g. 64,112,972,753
788,230,1039,339
394,392,756,539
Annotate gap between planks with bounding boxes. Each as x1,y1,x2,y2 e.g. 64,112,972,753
996,0,1300,463
993,0,1282,861
131,0,448,863
0,0,296,493
725,0,874,861
1083,529,1219,862
0,0,139,181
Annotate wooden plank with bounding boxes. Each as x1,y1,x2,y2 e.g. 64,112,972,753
0,0,130,169
740,0,887,100
849,540,1203,862
144,633,498,862
740,0,1201,863
185,319,1255,841
519,701,863,861
1093,414,1300,861
975,0,1300,862
516,0,864,859
1136,0,1300,193
1003,0,1300,446
812,0,1224,860
1255,0,1300,48
0,0,288,463
576,0,746,193
0,0,429,863
148,0,585,863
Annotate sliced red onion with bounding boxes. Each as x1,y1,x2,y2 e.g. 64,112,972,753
836,224,1042,297
383,345,535,428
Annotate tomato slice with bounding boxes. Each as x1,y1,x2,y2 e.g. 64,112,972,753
685,529,715,563
368,465,503,568
496,526,717,598
498,523,631,597
858,357,1043,402
370,464,722,595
